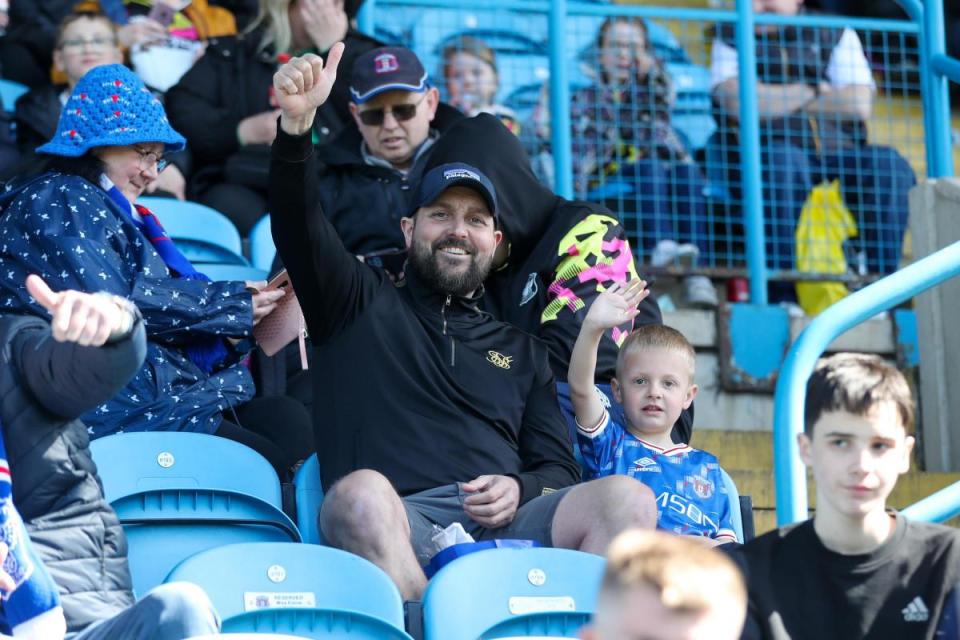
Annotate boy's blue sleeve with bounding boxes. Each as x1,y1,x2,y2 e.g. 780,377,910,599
713,466,739,542
575,410,624,478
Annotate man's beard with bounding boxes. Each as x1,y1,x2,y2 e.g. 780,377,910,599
407,235,493,298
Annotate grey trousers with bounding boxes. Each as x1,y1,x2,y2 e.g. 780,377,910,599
67,583,220,640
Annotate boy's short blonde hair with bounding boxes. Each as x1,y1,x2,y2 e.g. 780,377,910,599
616,324,696,381
804,353,914,436
599,529,746,618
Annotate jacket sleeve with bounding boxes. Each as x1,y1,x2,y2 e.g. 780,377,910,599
11,318,147,420
0,184,253,344
269,126,383,345
538,210,652,382
513,348,581,505
165,48,245,162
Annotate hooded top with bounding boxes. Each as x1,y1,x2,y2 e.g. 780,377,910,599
424,114,664,384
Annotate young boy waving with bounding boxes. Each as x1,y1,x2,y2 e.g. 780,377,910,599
569,280,737,544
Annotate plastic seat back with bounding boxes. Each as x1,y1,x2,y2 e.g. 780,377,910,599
422,547,605,640
0,79,28,112
294,454,325,544
166,542,412,639
138,197,247,265
249,214,277,273
720,467,745,543
90,433,299,595
200,263,269,282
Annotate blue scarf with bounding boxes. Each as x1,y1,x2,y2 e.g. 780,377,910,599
0,429,61,632
105,185,229,374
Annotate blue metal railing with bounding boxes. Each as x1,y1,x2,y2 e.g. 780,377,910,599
773,242,960,525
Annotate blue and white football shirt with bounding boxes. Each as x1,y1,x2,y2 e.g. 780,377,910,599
578,410,737,542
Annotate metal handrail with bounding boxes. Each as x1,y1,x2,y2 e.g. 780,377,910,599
774,242,960,525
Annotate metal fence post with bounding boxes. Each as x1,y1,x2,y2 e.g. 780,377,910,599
549,0,574,199
735,0,768,304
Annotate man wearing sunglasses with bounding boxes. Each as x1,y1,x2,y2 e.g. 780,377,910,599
311,45,463,266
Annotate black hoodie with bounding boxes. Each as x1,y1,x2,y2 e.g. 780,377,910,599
425,114,692,443
269,127,579,501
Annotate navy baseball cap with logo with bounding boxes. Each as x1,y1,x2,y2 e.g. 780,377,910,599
410,163,498,221
350,46,430,104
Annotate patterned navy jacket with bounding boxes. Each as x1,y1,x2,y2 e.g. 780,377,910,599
0,172,255,438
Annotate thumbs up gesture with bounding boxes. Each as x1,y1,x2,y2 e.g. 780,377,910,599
26,275,133,346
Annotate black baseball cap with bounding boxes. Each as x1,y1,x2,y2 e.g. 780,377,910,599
350,46,429,104
410,163,498,221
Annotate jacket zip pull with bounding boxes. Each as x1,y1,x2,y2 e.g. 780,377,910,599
442,295,455,366
441,295,451,335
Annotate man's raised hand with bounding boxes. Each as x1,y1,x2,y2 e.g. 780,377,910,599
273,42,346,135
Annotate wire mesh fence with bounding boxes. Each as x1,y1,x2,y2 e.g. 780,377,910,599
366,1,943,290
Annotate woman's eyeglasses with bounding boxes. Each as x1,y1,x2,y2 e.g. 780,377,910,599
59,37,117,52
357,94,428,126
133,146,168,173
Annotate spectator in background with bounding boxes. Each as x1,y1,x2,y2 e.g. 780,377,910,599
535,17,716,308
581,529,747,640
441,35,520,135
0,64,312,478
709,0,915,278
1,274,221,639
165,0,381,234
12,13,126,175
312,45,462,259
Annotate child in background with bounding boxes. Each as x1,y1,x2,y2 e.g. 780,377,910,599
0,433,65,639
441,35,520,135
568,280,736,544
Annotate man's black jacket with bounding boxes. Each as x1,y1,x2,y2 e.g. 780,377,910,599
269,128,580,502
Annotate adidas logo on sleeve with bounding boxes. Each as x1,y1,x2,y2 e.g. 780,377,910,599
902,596,930,622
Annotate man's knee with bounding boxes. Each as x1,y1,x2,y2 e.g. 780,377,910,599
320,469,407,546
585,476,657,526
138,582,219,639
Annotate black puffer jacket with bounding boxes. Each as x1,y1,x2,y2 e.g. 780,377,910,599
316,102,463,256
0,315,147,633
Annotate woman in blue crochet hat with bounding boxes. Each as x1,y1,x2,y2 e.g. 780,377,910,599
0,64,313,479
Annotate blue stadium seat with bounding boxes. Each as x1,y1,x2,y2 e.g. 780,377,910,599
249,214,277,273
422,547,605,640
90,432,300,597
165,542,413,639
0,79,28,112
199,263,269,282
138,197,248,266
294,454,325,545
719,467,745,543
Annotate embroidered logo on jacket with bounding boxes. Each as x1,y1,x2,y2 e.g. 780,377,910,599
486,351,513,369
520,272,538,306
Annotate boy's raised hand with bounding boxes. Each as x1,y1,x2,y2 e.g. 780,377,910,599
585,279,649,331
274,42,345,135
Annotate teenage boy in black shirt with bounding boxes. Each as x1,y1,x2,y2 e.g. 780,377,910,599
735,353,960,640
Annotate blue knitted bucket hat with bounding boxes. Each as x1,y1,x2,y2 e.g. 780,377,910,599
37,64,185,157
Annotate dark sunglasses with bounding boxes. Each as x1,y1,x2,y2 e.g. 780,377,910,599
357,94,427,126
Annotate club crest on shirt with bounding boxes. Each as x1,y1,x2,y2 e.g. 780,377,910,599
486,351,513,369
685,474,715,499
